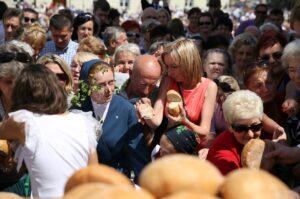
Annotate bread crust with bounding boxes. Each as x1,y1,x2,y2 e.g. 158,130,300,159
139,104,154,119
0,140,9,157
166,90,182,117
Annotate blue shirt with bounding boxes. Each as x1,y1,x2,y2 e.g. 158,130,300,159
39,40,78,67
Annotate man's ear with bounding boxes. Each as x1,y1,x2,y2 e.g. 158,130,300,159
109,40,116,48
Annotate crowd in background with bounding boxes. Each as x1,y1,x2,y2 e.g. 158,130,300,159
0,0,300,198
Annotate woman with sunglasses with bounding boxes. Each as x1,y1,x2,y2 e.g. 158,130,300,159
207,90,264,175
37,54,74,106
72,12,99,42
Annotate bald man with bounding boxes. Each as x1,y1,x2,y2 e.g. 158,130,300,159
118,54,161,104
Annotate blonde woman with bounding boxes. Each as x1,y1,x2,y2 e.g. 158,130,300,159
21,23,47,60
77,36,108,62
137,38,217,146
37,54,74,106
71,52,99,91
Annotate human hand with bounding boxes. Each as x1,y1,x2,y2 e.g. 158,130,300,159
264,142,300,165
135,98,152,124
166,103,186,125
198,148,209,160
272,126,287,143
282,99,299,117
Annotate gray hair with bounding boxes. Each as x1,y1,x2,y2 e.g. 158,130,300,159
8,40,34,56
229,33,257,62
259,22,280,33
112,43,141,64
222,90,263,125
281,39,300,69
102,26,126,47
203,48,230,71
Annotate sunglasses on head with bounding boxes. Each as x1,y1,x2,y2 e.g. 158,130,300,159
199,22,211,26
24,17,36,23
0,52,32,64
56,73,68,81
127,32,140,38
231,123,262,133
259,52,282,62
77,12,93,21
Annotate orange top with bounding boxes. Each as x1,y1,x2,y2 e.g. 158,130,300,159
167,78,212,124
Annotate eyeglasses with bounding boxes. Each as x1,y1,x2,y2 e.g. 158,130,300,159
231,123,262,133
127,32,140,38
56,73,68,81
259,52,282,62
24,17,36,23
0,52,32,64
199,22,211,26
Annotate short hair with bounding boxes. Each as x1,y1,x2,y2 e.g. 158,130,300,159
269,8,283,17
72,52,99,66
149,41,168,55
49,14,73,30
140,18,160,34
259,22,279,33
102,26,126,47
215,16,233,31
37,54,73,94
112,43,141,64
204,34,230,50
0,43,30,81
203,48,231,73
11,64,68,114
150,25,170,43
3,8,23,23
77,36,106,59
243,62,274,87
229,33,257,62
8,40,34,57
255,3,268,12
72,12,99,41
87,61,113,85
187,7,201,18
162,38,203,86
121,20,140,32
257,30,287,52
222,90,263,124
199,12,214,26
108,8,120,25
23,8,38,18
281,39,300,69
21,23,46,52
58,8,74,25
93,0,110,12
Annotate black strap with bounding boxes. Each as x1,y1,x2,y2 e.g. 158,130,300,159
177,82,190,120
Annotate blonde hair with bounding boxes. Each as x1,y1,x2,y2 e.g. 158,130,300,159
217,75,240,93
73,52,99,66
21,23,46,53
88,61,114,85
77,36,107,60
163,38,203,85
37,54,73,94
222,90,263,125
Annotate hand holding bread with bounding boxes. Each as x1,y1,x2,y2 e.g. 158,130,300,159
166,90,183,117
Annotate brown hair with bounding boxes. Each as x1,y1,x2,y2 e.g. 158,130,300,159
77,36,107,60
11,64,68,114
243,62,274,87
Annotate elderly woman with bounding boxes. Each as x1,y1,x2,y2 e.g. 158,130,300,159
202,48,230,80
281,40,300,146
72,12,99,42
74,59,149,181
0,42,32,196
0,64,98,198
228,33,257,87
207,90,264,175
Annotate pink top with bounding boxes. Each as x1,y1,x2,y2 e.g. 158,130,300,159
167,78,212,124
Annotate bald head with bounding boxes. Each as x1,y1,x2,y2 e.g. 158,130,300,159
128,55,161,98
142,7,157,23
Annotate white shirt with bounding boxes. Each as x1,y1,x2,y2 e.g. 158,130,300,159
10,110,98,198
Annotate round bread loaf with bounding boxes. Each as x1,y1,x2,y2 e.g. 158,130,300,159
139,154,224,198
161,191,218,199
241,139,275,170
139,103,154,119
166,90,182,117
0,140,9,157
64,164,133,193
220,169,295,199
0,192,23,198
64,184,154,199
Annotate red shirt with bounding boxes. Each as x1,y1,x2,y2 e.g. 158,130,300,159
207,130,243,175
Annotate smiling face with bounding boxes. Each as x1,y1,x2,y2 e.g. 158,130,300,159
115,51,136,73
90,68,115,104
259,42,284,74
204,52,227,80
77,20,94,42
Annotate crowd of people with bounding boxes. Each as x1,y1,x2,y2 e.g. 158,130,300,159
0,0,300,198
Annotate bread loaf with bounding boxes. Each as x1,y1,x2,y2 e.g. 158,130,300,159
166,90,182,117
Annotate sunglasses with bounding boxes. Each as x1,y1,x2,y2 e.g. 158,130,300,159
199,22,211,26
56,73,68,81
231,123,262,133
24,17,36,23
259,52,282,62
0,52,32,64
127,32,140,38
